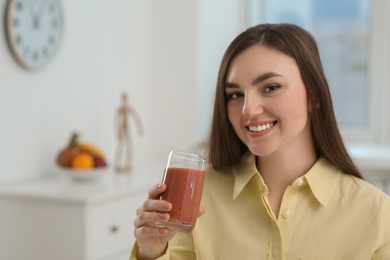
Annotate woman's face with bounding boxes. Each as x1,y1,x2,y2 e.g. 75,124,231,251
225,44,312,157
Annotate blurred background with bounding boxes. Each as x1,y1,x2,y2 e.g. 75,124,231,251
1,0,389,186
0,0,389,259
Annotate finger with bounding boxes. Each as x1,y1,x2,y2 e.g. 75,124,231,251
198,207,205,218
138,198,172,214
136,183,170,215
134,211,170,228
148,183,166,199
134,225,169,239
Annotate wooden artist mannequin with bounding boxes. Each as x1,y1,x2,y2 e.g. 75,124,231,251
114,93,144,173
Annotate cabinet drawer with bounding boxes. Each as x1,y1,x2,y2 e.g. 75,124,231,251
90,193,146,259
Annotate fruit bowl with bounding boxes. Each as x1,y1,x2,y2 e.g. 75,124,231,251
56,133,108,182
58,167,108,182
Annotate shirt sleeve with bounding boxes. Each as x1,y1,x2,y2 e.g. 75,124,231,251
129,232,196,260
372,196,390,260
373,240,390,260
128,242,169,260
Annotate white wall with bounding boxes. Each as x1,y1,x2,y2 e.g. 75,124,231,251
0,0,152,184
148,0,199,162
197,0,246,141
0,0,245,185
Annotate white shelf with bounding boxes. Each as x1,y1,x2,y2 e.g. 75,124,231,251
0,165,162,205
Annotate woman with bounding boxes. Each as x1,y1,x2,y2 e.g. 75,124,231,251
131,23,390,259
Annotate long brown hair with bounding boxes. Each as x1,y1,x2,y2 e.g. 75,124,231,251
208,23,363,179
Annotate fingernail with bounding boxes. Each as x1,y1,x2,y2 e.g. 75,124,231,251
159,228,168,235
157,184,162,189
163,203,171,210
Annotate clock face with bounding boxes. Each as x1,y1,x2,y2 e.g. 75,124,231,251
5,0,64,70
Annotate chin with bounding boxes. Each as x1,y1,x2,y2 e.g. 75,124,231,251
247,145,274,158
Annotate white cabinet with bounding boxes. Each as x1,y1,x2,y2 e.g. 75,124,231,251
0,166,161,260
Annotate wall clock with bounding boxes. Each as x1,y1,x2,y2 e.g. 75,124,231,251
5,0,64,70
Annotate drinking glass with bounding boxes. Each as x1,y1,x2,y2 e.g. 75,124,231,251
156,150,206,233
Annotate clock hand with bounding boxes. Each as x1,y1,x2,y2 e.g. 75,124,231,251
32,0,49,30
37,0,49,20
29,0,38,24
29,0,41,29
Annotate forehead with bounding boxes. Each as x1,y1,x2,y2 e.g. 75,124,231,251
226,44,299,82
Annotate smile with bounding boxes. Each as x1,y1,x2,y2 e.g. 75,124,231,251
248,122,274,132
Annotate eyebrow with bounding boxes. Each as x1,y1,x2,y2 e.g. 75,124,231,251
225,72,282,89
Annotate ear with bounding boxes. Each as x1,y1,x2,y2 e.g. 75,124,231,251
308,98,320,113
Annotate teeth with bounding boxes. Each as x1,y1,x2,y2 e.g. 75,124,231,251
248,123,273,132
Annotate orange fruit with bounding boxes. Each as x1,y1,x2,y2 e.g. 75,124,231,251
71,153,94,169
56,147,80,167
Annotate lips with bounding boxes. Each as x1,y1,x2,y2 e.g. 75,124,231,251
246,121,277,133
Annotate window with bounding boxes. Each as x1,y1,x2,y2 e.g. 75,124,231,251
248,0,370,126
246,0,390,145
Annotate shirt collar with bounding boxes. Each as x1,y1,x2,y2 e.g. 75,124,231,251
304,157,340,207
231,153,340,206
232,152,262,199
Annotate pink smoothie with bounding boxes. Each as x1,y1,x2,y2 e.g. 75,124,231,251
161,167,205,228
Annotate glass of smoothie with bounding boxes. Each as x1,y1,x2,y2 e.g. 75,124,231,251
157,150,206,233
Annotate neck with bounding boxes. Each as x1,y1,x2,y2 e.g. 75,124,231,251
256,132,318,217
258,148,317,190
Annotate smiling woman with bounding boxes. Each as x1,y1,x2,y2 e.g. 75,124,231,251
130,23,390,260
209,24,361,180
224,45,311,162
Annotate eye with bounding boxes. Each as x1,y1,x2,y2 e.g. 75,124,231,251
263,84,280,93
225,91,243,101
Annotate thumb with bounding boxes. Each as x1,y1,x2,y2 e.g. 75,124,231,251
197,207,205,218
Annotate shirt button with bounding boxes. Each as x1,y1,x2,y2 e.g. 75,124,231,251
297,179,304,186
282,210,290,218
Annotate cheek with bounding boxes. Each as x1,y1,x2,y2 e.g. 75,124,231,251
286,85,309,113
280,94,309,129
295,93,310,117
227,104,242,126
227,104,246,139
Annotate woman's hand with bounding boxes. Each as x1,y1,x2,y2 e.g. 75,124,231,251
133,183,176,259
134,183,205,259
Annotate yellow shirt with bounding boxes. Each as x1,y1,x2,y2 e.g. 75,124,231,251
131,154,390,259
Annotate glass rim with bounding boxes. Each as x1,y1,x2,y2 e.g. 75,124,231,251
168,150,206,162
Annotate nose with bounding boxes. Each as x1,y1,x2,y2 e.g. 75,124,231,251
242,93,264,119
